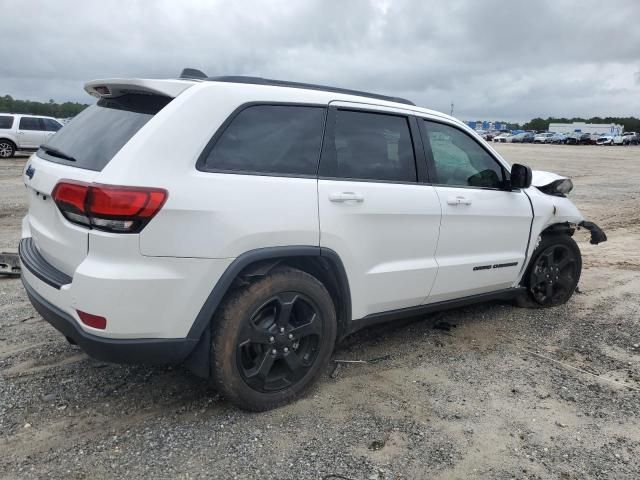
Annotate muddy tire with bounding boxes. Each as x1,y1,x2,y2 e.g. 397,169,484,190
515,233,582,308
210,266,337,411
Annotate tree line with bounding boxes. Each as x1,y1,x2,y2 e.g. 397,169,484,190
0,95,89,119
521,116,640,132
2,94,639,133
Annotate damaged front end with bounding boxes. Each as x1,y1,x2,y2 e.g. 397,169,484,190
530,169,607,245
578,221,607,245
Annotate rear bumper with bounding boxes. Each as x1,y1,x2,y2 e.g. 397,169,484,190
19,237,71,289
18,231,233,339
22,275,197,364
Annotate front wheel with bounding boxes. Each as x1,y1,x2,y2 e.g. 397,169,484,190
518,234,582,308
210,267,337,411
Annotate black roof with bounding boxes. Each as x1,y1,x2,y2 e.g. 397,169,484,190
178,68,414,106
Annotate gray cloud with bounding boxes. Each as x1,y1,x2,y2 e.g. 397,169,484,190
1,0,638,122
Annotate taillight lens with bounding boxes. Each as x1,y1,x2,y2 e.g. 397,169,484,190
52,181,168,233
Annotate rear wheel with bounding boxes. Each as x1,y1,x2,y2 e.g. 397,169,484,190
211,267,337,411
0,140,15,158
517,234,582,308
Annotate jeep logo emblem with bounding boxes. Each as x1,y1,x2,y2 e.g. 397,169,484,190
25,164,35,180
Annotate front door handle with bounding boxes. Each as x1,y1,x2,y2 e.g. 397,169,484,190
446,196,472,206
329,192,364,203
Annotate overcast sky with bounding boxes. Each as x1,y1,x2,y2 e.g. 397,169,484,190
1,0,638,122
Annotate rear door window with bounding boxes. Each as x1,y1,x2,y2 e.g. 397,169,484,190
202,105,326,176
320,109,417,182
0,115,13,129
19,117,44,131
38,94,171,171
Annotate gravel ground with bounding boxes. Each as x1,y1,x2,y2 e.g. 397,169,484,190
0,144,639,479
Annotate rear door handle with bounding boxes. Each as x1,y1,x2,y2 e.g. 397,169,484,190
446,196,472,206
329,192,364,203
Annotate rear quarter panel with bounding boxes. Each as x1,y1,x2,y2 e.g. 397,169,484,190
96,82,328,258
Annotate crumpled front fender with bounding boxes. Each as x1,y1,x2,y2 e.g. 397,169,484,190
516,187,584,284
531,169,569,187
579,221,607,245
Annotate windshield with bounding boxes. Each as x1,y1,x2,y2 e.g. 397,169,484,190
38,94,172,171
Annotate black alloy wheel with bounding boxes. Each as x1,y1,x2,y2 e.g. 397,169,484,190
211,266,337,411
529,244,578,305
237,292,322,392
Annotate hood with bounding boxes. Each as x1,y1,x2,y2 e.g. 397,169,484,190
531,170,568,187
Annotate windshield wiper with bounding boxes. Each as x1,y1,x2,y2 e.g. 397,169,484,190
40,145,76,162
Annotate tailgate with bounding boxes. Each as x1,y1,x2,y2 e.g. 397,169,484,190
24,154,98,276
22,89,178,278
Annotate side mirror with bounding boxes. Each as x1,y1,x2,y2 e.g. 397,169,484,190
510,163,532,189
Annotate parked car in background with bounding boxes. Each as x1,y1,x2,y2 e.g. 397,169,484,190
565,133,591,145
596,135,614,145
0,114,64,158
534,132,554,144
510,132,535,143
493,133,512,143
565,134,579,145
613,132,639,145
482,130,499,141
550,133,567,144
589,133,601,145
579,133,592,145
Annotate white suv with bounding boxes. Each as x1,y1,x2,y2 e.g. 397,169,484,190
19,70,607,410
0,114,64,158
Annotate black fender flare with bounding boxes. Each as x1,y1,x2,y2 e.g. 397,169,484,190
183,246,351,377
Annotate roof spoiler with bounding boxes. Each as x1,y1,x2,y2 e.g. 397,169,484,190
85,78,195,99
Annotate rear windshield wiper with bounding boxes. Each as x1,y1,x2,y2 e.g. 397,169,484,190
40,145,76,162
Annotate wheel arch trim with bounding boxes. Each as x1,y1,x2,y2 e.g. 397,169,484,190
186,246,351,341
0,137,17,148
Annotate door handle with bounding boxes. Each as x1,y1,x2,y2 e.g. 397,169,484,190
329,192,364,203
446,196,472,206
17,131,24,135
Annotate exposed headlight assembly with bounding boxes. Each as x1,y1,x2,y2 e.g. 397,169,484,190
538,178,573,196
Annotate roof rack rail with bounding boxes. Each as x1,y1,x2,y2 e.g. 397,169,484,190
205,75,415,106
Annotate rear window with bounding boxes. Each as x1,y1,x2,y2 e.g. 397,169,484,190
202,105,326,176
38,94,171,171
0,115,13,129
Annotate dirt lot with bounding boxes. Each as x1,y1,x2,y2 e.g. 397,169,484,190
1,144,639,479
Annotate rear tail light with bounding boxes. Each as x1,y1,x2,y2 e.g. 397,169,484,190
52,181,167,233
